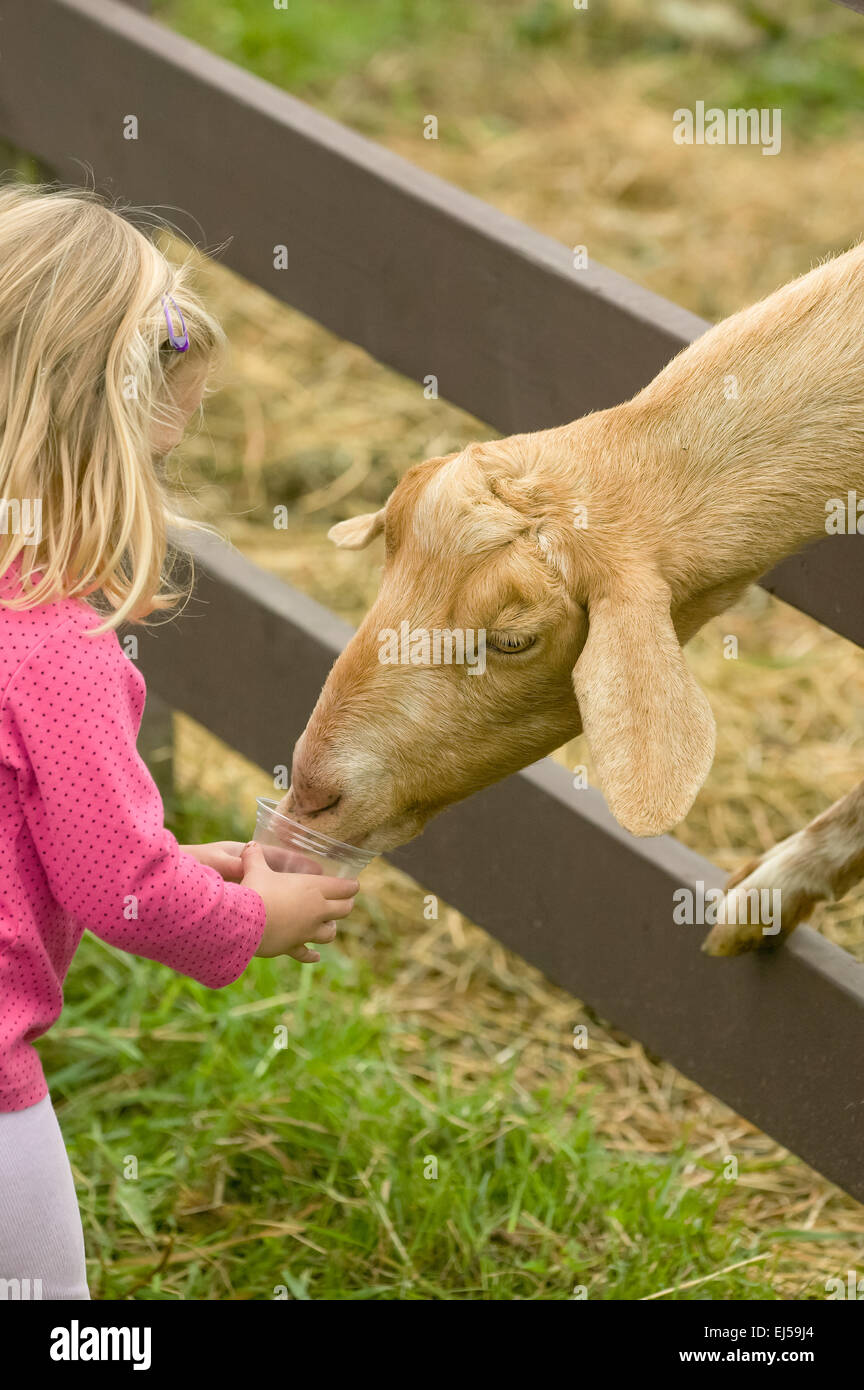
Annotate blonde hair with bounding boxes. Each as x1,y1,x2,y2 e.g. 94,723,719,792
0,182,224,630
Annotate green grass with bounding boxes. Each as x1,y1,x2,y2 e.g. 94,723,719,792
36,788,797,1300
154,0,864,138
154,0,488,92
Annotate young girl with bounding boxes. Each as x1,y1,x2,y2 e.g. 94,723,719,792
0,184,359,1300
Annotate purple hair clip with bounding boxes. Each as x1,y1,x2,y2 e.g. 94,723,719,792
161,294,189,352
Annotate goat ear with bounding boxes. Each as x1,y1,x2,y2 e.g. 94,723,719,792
327,508,385,550
572,576,715,837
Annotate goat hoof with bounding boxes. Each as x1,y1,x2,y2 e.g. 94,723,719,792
701,919,769,957
701,840,823,958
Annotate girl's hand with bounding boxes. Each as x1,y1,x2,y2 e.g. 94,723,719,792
240,841,358,963
180,841,246,882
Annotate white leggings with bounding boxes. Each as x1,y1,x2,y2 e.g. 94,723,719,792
0,1094,89,1300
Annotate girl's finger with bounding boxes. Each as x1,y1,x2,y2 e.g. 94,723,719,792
321,898,354,921
318,876,360,900
256,845,301,873
288,854,323,875
307,921,338,944
268,849,323,874
287,945,320,963
214,852,244,882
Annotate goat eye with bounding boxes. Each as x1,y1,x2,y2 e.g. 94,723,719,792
487,631,536,654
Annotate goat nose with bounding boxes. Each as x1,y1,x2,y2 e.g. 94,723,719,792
290,763,341,817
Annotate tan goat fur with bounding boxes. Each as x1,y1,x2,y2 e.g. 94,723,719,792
284,247,864,916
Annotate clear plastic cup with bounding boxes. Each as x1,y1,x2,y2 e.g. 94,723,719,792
252,797,376,878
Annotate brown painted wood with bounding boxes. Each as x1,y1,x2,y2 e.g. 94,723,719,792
762,533,864,649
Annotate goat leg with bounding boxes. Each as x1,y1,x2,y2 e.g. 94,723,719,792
702,779,864,956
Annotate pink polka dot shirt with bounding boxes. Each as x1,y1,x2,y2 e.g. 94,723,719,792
0,559,266,1112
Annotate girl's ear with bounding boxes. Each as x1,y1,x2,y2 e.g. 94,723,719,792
572,574,715,836
327,508,386,550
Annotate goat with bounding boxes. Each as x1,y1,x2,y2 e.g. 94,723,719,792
284,244,864,955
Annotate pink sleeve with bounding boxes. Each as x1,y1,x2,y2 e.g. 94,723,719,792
1,614,266,987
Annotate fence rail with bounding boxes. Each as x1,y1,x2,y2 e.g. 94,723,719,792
1,0,863,1203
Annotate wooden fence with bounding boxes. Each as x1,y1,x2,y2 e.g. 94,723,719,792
1,0,863,1203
